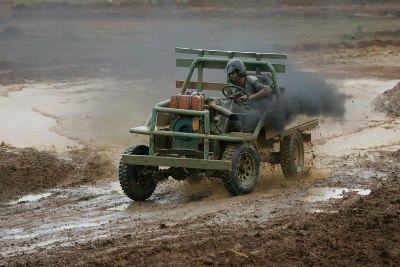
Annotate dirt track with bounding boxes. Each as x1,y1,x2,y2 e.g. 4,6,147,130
0,1,400,266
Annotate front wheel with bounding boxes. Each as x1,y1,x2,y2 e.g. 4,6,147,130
222,144,260,196
280,131,304,178
119,145,157,201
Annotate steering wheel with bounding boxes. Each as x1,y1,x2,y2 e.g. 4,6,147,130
221,85,249,101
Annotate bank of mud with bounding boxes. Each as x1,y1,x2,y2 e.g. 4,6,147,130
375,82,400,117
0,145,115,202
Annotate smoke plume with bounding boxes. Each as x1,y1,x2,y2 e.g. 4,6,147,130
242,63,346,132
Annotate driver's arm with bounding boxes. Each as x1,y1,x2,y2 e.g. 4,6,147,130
240,86,273,101
248,87,271,100
240,77,273,101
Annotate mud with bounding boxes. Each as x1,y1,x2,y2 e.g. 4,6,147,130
375,82,400,117
1,1,400,266
0,145,115,202
1,151,399,266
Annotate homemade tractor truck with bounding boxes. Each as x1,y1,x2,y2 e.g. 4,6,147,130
119,47,318,201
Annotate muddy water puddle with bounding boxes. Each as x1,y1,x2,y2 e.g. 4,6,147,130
305,187,371,203
9,192,53,204
0,78,152,151
314,79,400,160
0,85,78,150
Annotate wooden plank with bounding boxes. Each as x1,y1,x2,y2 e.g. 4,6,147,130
176,58,285,73
175,47,287,60
176,80,225,90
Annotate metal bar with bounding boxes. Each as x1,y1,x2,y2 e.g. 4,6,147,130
256,53,261,75
156,148,207,158
279,119,319,138
197,62,203,92
180,57,200,94
175,47,287,60
204,112,210,159
176,58,285,73
154,106,208,116
149,108,158,155
177,57,283,97
130,126,252,142
267,63,281,101
122,155,232,170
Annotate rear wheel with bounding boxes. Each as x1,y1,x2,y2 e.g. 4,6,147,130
119,145,157,201
222,144,260,196
280,132,304,178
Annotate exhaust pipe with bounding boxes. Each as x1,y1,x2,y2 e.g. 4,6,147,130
208,102,239,121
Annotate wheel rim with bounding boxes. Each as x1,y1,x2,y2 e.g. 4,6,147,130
294,139,304,172
236,152,256,186
134,166,154,188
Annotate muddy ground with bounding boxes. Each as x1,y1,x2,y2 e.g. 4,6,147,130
0,1,400,266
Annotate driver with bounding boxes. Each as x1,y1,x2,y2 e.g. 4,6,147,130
225,58,274,104
220,58,275,132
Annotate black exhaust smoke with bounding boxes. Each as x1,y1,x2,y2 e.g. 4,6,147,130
248,63,346,131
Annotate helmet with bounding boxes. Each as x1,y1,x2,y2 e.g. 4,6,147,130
225,58,246,84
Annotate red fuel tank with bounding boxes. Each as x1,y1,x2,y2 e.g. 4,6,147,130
170,93,204,111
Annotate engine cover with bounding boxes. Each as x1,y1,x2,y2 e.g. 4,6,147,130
172,117,194,139
171,117,198,150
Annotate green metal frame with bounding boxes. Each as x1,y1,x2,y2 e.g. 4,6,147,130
130,47,287,149
176,57,283,100
122,155,232,170
124,47,317,170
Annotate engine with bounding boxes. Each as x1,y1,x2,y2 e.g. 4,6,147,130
169,92,205,150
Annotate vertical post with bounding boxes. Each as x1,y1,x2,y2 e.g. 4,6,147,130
197,63,203,92
197,50,204,92
256,53,261,75
149,108,157,156
203,111,210,160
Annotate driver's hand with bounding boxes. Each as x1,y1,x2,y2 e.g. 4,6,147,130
212,99,221,105
239,95,248,101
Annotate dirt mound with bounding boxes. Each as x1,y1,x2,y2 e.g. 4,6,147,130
0,145,115,202
374,82,400,117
